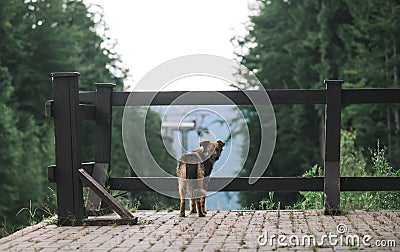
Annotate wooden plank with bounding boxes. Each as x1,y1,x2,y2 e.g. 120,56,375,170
94,84,115,164
107,176,400,192
85,84,115,214
51,72,84,225
107,177,325,192
110,90,326,106
324,80,343,215
79,91,96,104
47,165,56,183
81,88,400,106
342,89,400,104
44,100,54,118
269,89,326,104
341,177,400,191
112,91,250,106
78,169,135,219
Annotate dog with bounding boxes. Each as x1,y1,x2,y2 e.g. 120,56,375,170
177,139,225,217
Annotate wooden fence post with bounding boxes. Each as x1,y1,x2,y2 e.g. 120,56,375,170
324,79,343,215
86,83,115,212
51,72,84,225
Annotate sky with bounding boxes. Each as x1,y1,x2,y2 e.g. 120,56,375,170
84,0,254,89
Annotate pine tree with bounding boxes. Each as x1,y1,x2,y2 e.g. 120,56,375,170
235,0,329,207
339,0,400,163
235,0,400,208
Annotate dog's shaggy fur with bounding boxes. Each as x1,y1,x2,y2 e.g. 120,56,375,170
176,139,225,217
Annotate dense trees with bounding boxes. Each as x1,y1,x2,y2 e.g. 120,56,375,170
235,0,400,207
0,67,43,230
0,0,177,234
0,0,123,231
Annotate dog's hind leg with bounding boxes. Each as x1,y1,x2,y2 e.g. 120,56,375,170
189,199,197,214
178,179,186,217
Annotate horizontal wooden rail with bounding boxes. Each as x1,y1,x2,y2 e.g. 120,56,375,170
342,89,400,104
80,90,327,106
107,177,322,192
78,89,400,107
106,177,400,192
340,177,400,191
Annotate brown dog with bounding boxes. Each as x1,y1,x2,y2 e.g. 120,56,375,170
177,139,225,217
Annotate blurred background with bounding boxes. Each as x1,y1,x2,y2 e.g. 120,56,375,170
1,0,400,236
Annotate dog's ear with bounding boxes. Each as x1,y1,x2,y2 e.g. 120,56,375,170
217,139,225,147
200,140,210,148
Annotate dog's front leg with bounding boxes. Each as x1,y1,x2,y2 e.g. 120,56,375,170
179,200,186,217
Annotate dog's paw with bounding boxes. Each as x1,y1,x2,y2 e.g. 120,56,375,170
198,213,206,217
179,212,185,217
189,209,197,214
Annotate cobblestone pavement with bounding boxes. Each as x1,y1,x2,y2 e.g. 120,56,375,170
0,210,399,251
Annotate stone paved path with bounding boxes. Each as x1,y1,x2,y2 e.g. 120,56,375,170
0,210,399,251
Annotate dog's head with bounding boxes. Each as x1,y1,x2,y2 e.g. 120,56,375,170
196,139,225,163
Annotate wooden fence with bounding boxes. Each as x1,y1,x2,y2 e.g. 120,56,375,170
46,72,400,225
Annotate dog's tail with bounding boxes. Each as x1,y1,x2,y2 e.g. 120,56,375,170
180,154,207,199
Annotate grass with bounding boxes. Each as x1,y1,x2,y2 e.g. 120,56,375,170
298,132,399,211
16,200,53,226
1,217,15,238
258,131,400,211
1,186,57,238
259,192,275,210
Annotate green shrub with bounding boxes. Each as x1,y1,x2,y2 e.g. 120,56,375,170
289,130,400,210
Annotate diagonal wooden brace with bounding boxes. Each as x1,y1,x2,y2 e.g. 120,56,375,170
78,169,134,219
